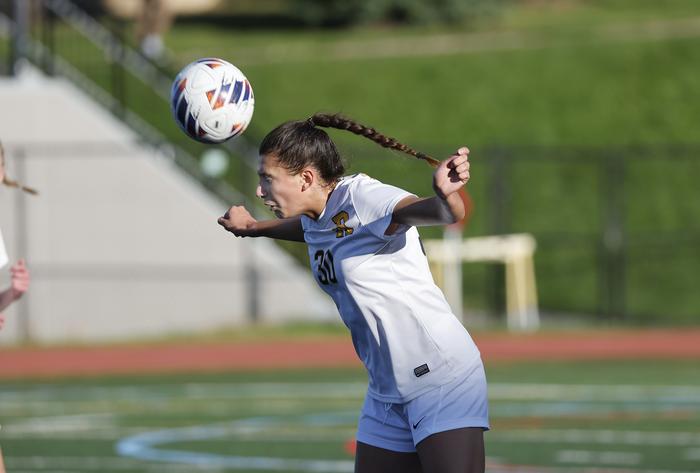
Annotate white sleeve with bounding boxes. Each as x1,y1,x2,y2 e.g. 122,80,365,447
0,228,8,269
351,176,415,239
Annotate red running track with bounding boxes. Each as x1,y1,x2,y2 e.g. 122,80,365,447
0,328,699,379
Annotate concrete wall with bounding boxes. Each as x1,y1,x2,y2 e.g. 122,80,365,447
0,71,335,345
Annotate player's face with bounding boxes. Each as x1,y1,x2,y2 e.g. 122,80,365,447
256,154,306,218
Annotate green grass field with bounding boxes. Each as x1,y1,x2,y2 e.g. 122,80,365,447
2,359,699,472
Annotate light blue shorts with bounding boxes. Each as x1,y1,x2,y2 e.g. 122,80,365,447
356,362,489,452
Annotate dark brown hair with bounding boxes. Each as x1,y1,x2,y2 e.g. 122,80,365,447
0,142,38,195
259,113,439,183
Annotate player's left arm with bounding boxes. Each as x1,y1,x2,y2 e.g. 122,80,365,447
387,147,470,235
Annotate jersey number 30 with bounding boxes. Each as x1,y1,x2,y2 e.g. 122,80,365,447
314,250,337,285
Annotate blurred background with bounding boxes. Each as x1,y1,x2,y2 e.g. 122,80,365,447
0,0,699,472
1,0,699,341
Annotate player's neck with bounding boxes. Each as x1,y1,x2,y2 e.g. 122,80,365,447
304,181,337,220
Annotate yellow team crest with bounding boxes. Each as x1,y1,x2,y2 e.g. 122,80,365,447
331,211,354,238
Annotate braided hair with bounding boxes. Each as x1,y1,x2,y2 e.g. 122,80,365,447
0,142,38,195
310,113,440,168
258,113,439,184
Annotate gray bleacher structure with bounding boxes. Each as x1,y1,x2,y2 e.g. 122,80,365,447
0,67,335,345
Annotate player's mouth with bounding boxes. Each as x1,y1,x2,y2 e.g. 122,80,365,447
265,201,283,217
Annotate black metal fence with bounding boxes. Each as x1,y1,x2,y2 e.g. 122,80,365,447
476,145,699,323
338,142,700,325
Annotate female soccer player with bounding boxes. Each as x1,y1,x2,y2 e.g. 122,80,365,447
0,142,31,330
218,114,488,473
0,141,32,473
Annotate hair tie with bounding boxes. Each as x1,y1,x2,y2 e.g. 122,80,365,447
306,116,316,127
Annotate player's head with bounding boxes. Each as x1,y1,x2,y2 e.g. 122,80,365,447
256,114,437,218
257,119,344,218
260,118,345,180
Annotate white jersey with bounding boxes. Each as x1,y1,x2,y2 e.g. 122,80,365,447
301,174,482,403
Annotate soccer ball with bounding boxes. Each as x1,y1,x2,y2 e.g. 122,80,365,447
170,58,255,143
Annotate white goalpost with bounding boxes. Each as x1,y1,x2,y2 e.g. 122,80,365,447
424,232,540,332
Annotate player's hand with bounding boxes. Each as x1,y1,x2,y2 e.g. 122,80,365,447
217,206,258,237
9,259,29,300
433,147,470,200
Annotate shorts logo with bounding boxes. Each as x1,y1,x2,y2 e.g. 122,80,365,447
331,211,354,238
413,364,430,377
412,416,426,429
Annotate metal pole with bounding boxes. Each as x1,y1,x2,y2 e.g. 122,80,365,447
41,0,55,75
599,152,626,320
111,20,126,117
443,226,464,322
246,240,260,324
14,148,31,343
488,148,508,317
10,0,31,75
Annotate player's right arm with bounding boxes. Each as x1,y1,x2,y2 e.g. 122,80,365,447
217,206,305,242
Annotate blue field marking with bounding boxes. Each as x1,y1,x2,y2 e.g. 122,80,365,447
116,412,357,472
108,382,700,472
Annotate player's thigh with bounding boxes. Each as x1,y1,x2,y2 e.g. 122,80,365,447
354,441,422,473
416,427,485,473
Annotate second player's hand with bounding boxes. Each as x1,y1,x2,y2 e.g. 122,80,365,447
433,147,470,200
10,259,29,300
218,206,257,237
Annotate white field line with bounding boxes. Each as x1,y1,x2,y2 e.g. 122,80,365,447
9,470,220,473
1,429,146,439
494,429,700,447
684,447,700,460
2,382,698,420
6,456,153,469
5,456,215,471
4,412,117,433
0,382,369,403
486,466,700,473
0,398,354,418
488,383,700,402
556,449,642,465
2,382,700,403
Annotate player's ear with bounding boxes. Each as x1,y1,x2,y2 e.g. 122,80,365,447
300,168,315,192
